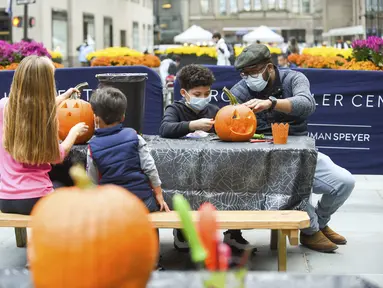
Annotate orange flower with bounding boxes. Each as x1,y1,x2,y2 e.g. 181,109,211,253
91,55,161,68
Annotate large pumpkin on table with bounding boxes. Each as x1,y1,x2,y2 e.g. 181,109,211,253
58,94,95,144
28,165,158,288
215,87,257,142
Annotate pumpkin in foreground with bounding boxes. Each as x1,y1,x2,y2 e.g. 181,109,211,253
215,87,257,142
58,91,95,144
28,165,158,288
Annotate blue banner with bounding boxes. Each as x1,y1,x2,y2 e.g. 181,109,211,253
0,66,163,135
174,66,383,175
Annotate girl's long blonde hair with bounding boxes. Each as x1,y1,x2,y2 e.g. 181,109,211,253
3,55,60,165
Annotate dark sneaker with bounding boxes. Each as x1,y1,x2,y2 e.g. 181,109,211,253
223,230,249,251
173,229,189,252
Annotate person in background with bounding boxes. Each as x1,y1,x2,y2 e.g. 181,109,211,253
159,55,181,86
77,40,94,67
228,44,355,253
159,64,218,140
286,37,300,55
278,54,297,68
0,56,88,215
212,32,231,66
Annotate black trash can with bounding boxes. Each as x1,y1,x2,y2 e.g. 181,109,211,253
95,73,148,133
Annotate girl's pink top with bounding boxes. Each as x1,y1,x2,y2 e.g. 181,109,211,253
0,97,66,200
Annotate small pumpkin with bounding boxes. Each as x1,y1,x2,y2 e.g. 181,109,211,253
58,91,94,144
28,165,158,288
215,87,257,142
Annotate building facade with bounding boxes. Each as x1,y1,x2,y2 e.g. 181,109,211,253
188,0,317,44
0,0,153,64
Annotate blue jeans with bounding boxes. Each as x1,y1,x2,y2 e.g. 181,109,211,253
143,195,160,213
302,152,355,235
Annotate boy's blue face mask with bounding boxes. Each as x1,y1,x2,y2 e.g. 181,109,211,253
185,91,212,111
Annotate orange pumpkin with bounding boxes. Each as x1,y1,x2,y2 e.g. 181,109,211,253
58,93,95,144
215,87,257,142
28,165,158,288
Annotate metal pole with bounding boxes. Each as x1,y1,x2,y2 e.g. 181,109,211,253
8,10,13,43
23,4,28,40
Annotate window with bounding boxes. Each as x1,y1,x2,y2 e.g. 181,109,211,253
120,30,127,47
230,0,237,13
0,10,10,41
268,0,276,9
253,0,262,10
278,0,287,9
243,0,251,11
103,17,113,48
83,14,95,46
143,24,147,50
52,9,68,60
147,25,152,51
133,22,139,50
200,0,211,14
302,0,310,13
291,0,300,13
219,0,227,14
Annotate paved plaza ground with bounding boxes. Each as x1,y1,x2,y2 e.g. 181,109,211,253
0,175,382,286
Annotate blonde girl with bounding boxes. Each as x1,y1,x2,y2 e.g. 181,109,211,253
0,55,88,215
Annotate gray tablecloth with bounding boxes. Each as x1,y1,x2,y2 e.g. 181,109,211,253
69,135,317,211
0,269,379,288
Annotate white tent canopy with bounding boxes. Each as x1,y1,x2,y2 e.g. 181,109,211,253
243,26,284,43
322,25,365,37
173,25,213,44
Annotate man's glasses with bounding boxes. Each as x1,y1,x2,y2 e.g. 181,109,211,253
240,65,268,79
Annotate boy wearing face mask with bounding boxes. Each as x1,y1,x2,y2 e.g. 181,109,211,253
227,44,355,254
159,64,218,139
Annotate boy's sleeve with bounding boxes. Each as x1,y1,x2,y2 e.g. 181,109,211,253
86,146,99,185
159,105,191,138
137,135,162,187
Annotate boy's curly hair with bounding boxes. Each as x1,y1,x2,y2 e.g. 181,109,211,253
177,64,215,91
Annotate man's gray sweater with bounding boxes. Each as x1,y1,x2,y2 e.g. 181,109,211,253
230,68,316,136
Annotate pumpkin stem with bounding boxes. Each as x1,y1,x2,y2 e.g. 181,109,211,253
223,87,239,105
69,164,95,189
70,82,89,100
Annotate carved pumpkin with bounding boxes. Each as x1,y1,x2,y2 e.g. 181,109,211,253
28,165,158,288
215,87,257,142
58,94,95,144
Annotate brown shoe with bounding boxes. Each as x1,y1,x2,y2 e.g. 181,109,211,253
300,231,338,253
321,226,347,245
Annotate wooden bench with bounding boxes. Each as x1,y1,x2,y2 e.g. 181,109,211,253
0,210,310,272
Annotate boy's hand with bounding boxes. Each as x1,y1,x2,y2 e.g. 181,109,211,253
189,118,215,132
153,186,170,212
70,122,89,137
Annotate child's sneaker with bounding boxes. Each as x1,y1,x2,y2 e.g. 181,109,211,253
223,230,249,251
173,229,189,251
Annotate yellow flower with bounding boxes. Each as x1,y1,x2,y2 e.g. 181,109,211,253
235,45,282,57
302,47,352,59
49,50,63,59
86,47,143,61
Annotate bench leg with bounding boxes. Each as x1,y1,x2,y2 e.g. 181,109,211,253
15,228,27,248
277,230,287,272
270,230,278,250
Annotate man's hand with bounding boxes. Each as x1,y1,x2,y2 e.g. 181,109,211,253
189,118,215,132
244,99,272,113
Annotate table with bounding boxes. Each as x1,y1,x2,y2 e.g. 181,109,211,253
0,269,379,288
60,135,317,211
